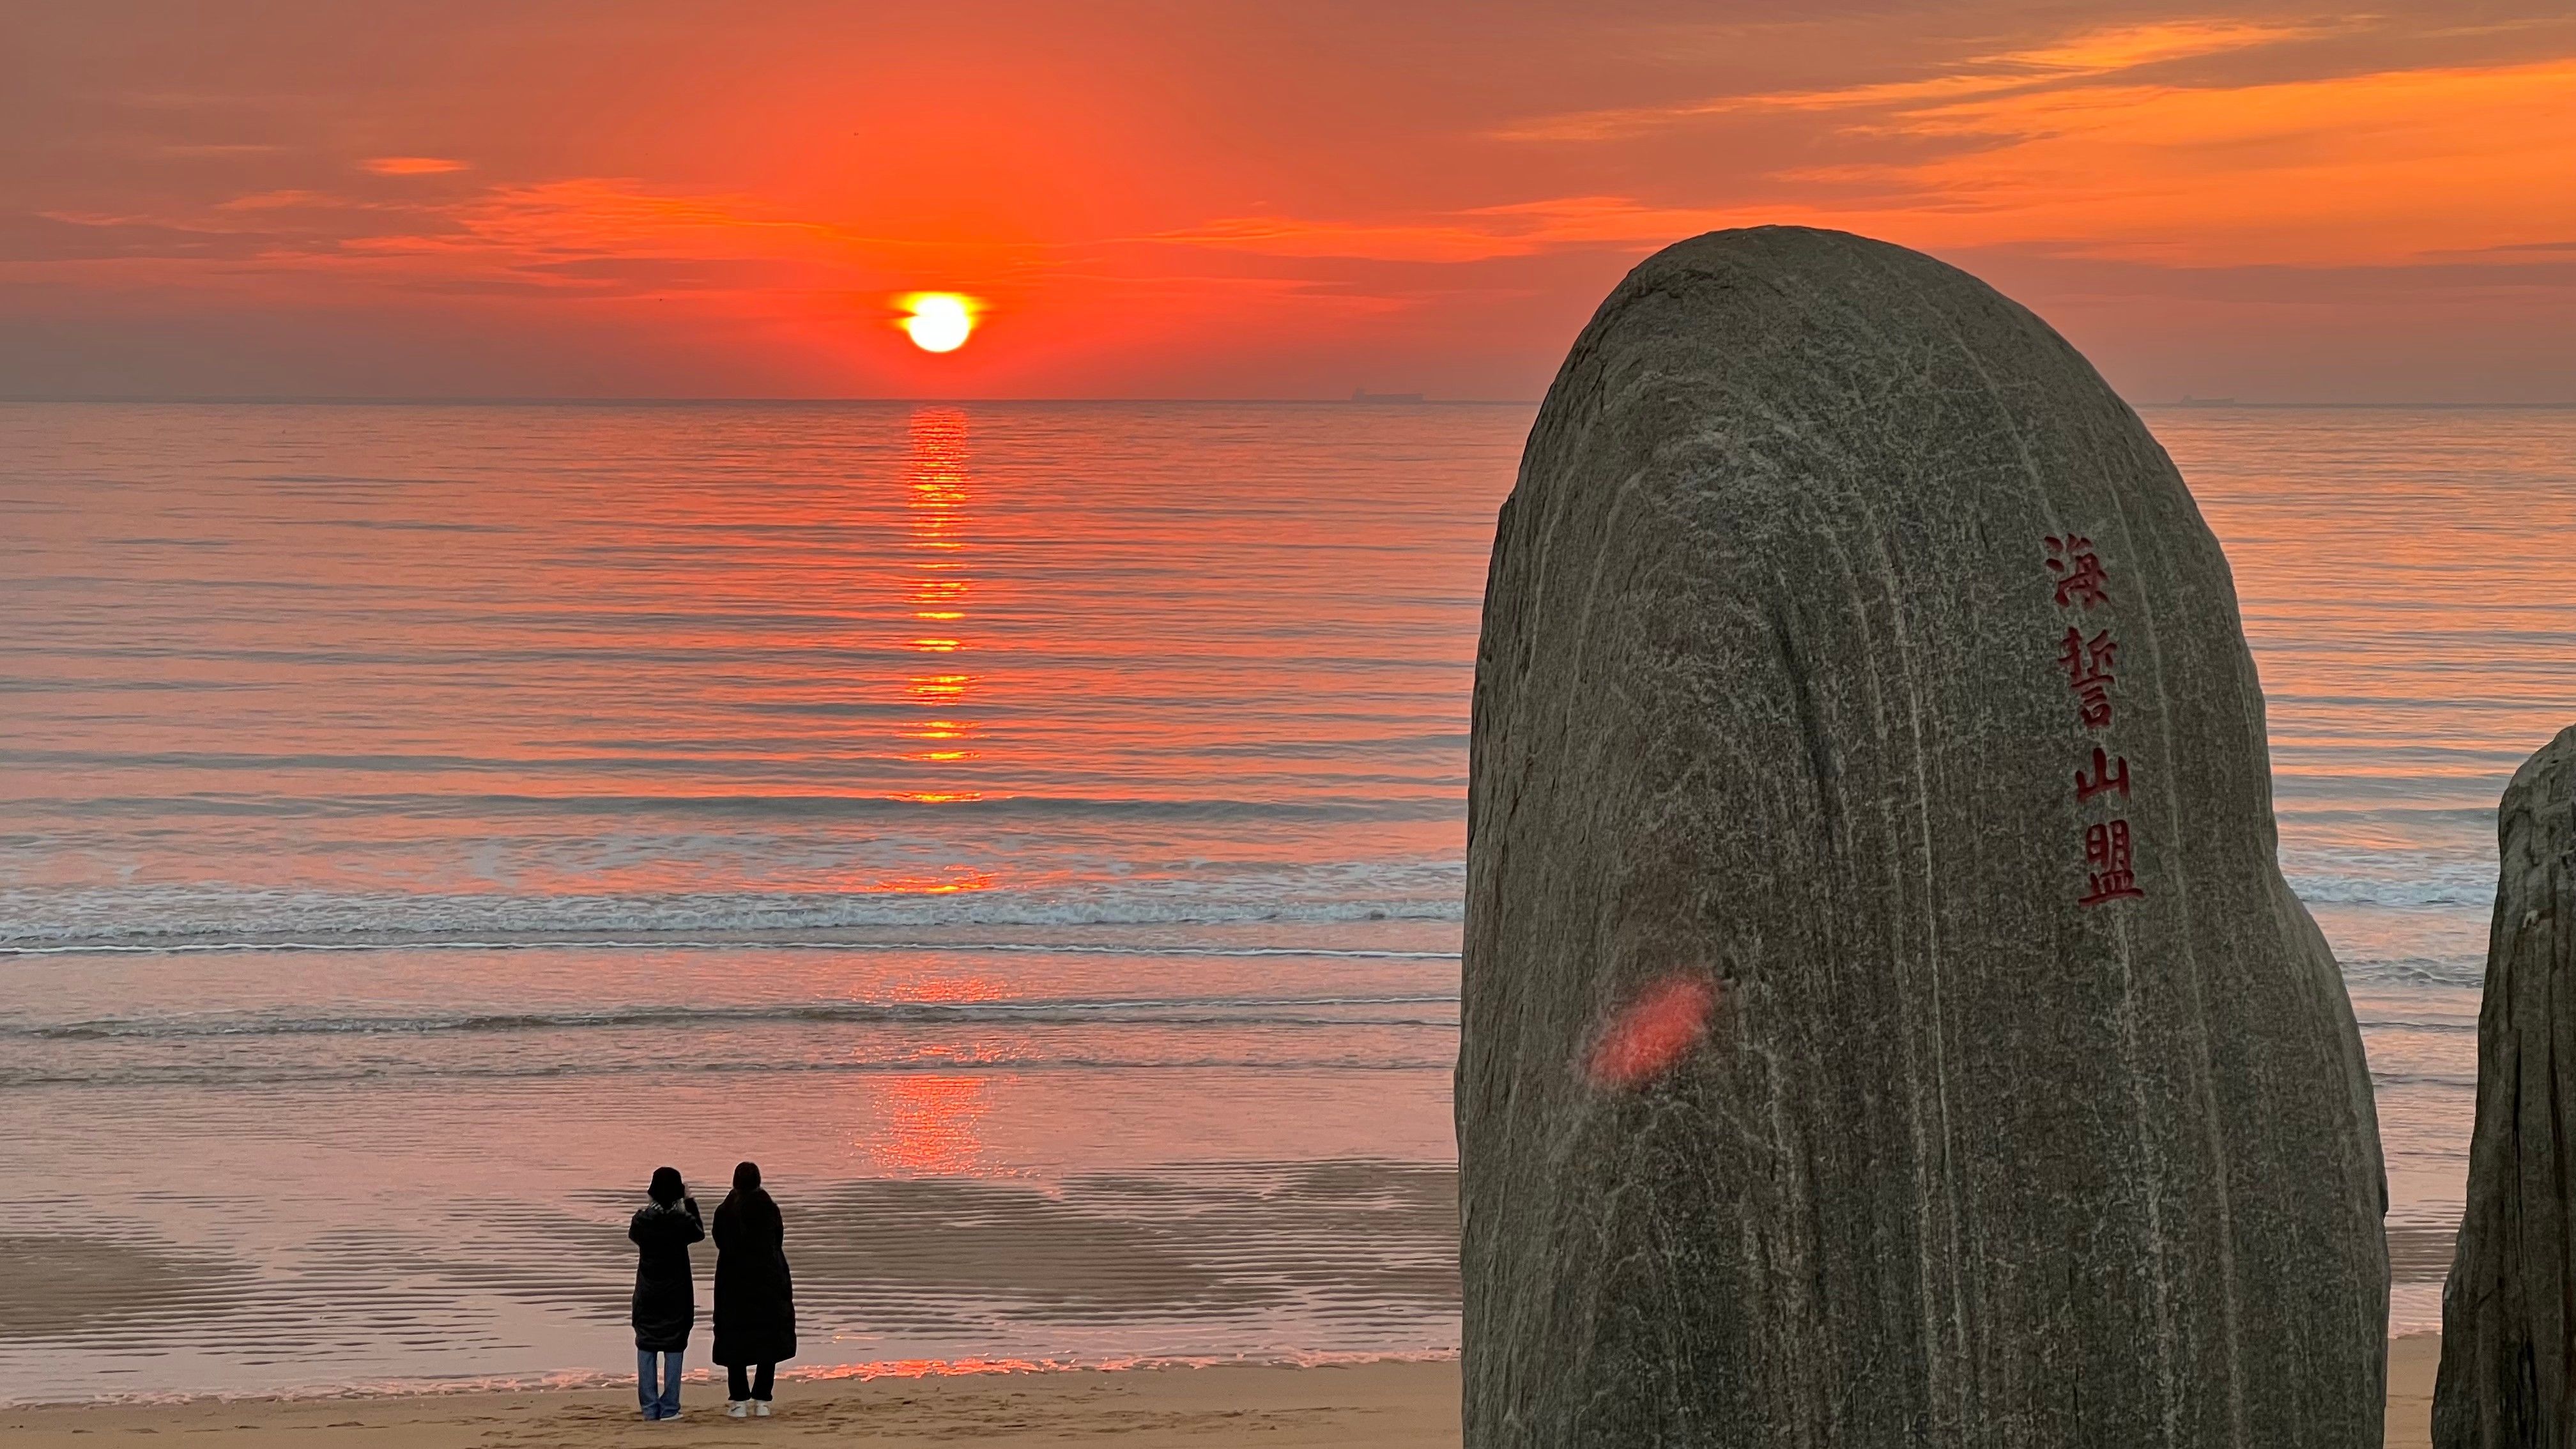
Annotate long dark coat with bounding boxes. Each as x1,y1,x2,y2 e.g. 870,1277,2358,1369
711,1187,796,1366
628,1197,703,1352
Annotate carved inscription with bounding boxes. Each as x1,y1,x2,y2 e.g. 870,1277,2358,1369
2045,533,2140,905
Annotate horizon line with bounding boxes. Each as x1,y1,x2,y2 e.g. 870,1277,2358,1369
0,394,1547,408
4,395,2573,410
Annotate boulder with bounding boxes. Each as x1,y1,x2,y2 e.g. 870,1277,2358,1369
1459,226,2387,1446
2434,725,2576,1448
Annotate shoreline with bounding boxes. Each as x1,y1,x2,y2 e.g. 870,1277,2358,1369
0,1347,1462,1411
0,1360,1461,1447
0,1337,2440,1446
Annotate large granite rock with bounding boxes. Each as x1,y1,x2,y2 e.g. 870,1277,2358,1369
2435,726,2576,1448
1459,226,2387,1446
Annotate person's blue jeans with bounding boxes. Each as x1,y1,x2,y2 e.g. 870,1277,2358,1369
637,1348,683,1418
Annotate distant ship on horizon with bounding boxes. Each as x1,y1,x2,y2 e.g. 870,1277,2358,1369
1350,388,1427,404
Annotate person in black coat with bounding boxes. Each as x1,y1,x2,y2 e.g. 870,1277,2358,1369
629,1166,703,1420
712,1160,796,1416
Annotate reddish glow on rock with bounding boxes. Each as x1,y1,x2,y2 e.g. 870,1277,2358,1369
1586,974,1717,1089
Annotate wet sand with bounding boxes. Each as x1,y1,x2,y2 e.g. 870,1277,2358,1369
2387,1334,2437,1449
0,1337,2441,1447
0,1361,1458,1448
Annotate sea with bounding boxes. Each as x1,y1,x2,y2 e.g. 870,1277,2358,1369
2,399,2572,1402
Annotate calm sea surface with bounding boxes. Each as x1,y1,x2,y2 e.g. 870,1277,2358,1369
3,401,2572,1400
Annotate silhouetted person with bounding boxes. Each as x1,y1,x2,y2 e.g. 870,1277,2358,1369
629,1166,703,1420
712,1160,797,1417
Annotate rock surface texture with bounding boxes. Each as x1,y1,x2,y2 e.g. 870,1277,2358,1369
2435,726,2576,1449
1459,227,2387,1448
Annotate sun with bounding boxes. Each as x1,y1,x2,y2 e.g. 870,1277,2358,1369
899,293,979,353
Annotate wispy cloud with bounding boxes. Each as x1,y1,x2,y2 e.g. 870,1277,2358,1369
6,175,1081,313
155,142,286,157
1500,19,2345,141
1153,195,1761,263
1804,56,2576,263
216,188,334,211
1156,45,2576,276
360,156,470,176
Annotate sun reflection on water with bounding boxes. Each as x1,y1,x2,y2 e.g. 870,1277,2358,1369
864,1073,993,1177
870,431,1005,1179
893,410,993,809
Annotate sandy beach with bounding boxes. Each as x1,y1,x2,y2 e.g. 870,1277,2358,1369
0,1338,2439,1447
2386,1335,2438,1449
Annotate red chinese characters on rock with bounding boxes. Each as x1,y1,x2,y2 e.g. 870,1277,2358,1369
2079,820,2145,905
2058,627,2119,730
2074,744,2130,803
2044,532,2143,907
2045,533,2110,610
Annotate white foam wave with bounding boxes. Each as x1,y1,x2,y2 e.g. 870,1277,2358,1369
12,993,1466,1040
0,880,1468,950
2288,874,2494,908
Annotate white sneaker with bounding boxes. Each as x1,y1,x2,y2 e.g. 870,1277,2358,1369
754,1400,772,1417
726,1400,749,1418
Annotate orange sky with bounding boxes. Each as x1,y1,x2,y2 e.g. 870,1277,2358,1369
2,1,2570,401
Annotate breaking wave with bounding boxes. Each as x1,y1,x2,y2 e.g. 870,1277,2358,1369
9,993,1463,1041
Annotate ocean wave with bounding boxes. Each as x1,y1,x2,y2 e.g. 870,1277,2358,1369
2368,1070,2477,1091
2352,1016,2478,1034
9,993,1464,1041
2274,805,2501,826
0,937,1461,961
0,1052,2469,1093
0,870,2497,955
8,789,1464,824
2287,875,2494,908
2339,955,2486,988
0,1054,1462,1091
0,885,1468,950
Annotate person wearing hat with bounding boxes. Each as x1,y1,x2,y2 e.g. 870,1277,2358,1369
628,1166,704,1420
